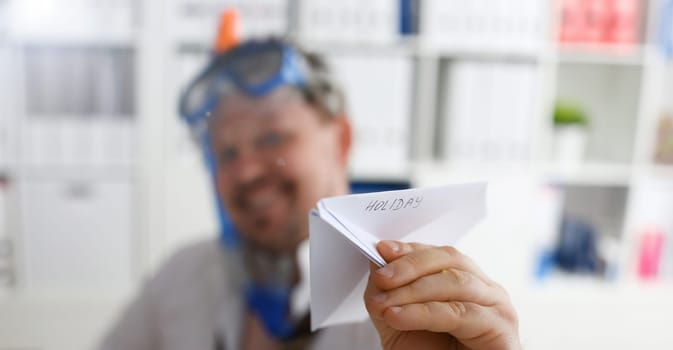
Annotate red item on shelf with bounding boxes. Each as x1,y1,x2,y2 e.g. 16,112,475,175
560,0,587,43
584,0,610,43
558,0,640,46
606,0,640,44
637,228,665,280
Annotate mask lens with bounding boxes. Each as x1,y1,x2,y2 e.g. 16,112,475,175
227,47,283,88
180,42,304,123
184,76,214,118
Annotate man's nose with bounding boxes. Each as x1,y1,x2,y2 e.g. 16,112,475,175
231,150,267,184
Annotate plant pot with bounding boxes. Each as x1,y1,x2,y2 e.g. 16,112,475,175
554,125,587,167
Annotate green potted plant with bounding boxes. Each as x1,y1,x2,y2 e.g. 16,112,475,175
553,101,589,166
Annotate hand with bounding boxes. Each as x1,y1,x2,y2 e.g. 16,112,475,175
364,240,520,350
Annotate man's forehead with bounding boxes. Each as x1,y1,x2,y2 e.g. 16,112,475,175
208,87,315,139
212,86,305,121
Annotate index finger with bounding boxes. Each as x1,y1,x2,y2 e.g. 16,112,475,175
373,241,492,290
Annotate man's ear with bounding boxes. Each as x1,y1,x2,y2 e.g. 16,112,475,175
333,114,352,167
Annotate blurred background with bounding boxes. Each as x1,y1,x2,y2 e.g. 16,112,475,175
0,0,672,348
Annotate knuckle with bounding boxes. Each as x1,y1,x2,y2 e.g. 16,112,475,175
401,253,423,275
493,281,508,296
440,245,460,258
489,281,511,302
399,241,413,254
445,301,469,318
385,313,410,331
497,304,519,326
411,242,432,251
407,278,427,297
421,302,434,318
369,271,383,287
416,303,437,329
448,268,472,286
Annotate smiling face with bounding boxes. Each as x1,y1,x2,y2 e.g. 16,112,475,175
209,87,352,253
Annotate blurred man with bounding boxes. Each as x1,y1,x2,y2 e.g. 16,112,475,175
100,38,520,350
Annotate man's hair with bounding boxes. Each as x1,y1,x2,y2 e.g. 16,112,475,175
284,39,348,120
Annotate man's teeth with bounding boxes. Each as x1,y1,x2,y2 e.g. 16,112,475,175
248,189,278,209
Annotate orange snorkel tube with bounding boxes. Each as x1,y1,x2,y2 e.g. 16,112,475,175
213,8,240,55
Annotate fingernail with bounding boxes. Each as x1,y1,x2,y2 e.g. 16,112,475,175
382,240,399,253
376,265,394,278
371,293,387,303
390,306,403,314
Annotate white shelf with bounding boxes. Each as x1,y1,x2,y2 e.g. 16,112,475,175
634,164,673,179
7,2,136,48
410,161,526,187
410,161,637,187
302,37,545,61
17,165,136,181
558,44,646,66
298,37,418,56
185,36,547,62
518,273,673,298
8,34,138,48
542,162,634,186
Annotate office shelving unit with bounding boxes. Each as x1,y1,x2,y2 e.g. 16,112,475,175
411,3,673,348
411,2,673,344
0,1,142,349
9,2,139,298
411,0,673,285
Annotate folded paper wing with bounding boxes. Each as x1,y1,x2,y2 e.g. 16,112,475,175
309,182,487,330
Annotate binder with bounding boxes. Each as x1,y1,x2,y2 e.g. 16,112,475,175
328,54,413,179
443,61,538,164
297,0,399,44
420,0,545,55
172,0,289,44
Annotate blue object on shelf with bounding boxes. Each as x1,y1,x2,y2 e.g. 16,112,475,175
554,216,603,274
534,249,556,281
660,0,673,58
399,0,419,35
350,181,409,194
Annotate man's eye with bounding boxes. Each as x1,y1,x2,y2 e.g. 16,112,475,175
218,147,238,165
258,132,283,149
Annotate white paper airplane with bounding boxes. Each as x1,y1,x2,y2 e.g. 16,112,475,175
309,182,487,330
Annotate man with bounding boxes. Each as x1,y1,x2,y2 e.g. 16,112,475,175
100,38,520,349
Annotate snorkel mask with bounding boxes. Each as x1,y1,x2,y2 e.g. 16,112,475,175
177,12,336,340
179,40,312,133
179,37,323,243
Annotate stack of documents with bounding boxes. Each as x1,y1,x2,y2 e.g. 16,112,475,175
419,0,546,55
297,0,399,44
329,55,413,181
171,0,290,44
309,182,486,329
443,61,539,164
